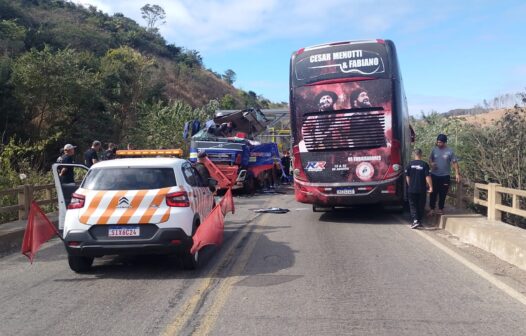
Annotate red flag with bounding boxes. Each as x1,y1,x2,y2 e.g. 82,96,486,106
191,204,224,254
220,188,235,215
21,201,60,263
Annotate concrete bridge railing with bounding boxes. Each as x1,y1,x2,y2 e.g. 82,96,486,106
474,183,526,221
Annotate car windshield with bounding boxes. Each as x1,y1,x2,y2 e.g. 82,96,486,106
82,167,177,190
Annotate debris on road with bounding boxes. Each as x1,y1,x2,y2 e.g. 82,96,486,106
253,207,290,214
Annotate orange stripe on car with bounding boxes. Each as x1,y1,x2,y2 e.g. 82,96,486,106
79,191,106,224
96,191,128,225
116,190,148,224
159,209,170,223
139,187,170,224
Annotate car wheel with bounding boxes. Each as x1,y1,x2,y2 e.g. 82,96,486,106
182,220,200,270
68,255,94,273
181,250,199,270
243,174,255,194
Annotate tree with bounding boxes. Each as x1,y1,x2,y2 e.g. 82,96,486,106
0,19,26,56
222,69,236,85
220,94,236,109
140,4,166,32
464,107,526,189
11,46,101,138
100,46,155,142
133,99,217,150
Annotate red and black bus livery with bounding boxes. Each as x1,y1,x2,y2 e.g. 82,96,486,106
289,39,412,210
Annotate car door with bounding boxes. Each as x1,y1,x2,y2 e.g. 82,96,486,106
192,166,214,214
181,163,205,220
51,163,89,229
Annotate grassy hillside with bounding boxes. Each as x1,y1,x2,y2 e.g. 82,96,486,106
1,0,288,178
0,0,247,106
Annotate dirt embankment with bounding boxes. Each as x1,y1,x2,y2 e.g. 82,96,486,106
454,109,507,126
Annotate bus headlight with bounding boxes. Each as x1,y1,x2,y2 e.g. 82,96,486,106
392,164,401,172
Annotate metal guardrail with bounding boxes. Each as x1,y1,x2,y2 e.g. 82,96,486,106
474,183,526,221
0,183,57,222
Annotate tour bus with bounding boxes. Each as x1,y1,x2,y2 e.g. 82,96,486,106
289,39,412,211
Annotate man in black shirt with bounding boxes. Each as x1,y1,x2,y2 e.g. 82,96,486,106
84,140,101,168
103,142,117,160
281,150,291,183
405,148,433,229
58,144,76,183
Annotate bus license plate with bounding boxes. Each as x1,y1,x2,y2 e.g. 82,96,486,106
108,226,140,237
336,188,355,195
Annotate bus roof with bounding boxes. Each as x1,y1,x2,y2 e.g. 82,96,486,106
296,39,386,55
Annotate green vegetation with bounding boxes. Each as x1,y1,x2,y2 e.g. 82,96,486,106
0,0,284,192
413,104,526,227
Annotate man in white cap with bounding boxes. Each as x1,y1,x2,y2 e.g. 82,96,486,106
58,144,76,183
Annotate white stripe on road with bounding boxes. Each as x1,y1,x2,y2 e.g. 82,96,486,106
411,225,526,307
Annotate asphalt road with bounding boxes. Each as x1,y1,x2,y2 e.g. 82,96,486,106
1,188,526,336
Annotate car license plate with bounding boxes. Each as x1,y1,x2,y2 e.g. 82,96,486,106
108,226,140,237
336,188,355,195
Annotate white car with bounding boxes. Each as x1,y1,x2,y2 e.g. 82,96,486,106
52,158,215,273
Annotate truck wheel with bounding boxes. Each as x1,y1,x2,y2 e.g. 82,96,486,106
68,255,94,273
244,174,255,194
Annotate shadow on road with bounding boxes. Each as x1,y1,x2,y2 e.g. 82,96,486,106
50,223,296,281
317,206,407,225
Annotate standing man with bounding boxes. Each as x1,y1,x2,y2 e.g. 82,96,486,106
84,140,101,168
281,150,291,183
58,144,76,183
429,134,461,215
195,152,211,186
405,148,433,229
103,142,117,160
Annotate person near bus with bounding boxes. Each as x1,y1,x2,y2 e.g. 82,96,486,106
429,134,461,215
281,150,291,183
405,148,433,229
84,140,101,168
58,144,76,183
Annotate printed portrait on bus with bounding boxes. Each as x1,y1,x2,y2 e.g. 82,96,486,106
293,79,393,183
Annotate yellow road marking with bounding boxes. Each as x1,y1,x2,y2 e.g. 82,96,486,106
410,222,526,307
192,218,263,336
161,214,263,336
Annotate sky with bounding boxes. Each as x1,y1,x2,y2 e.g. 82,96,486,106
77,0,526,115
